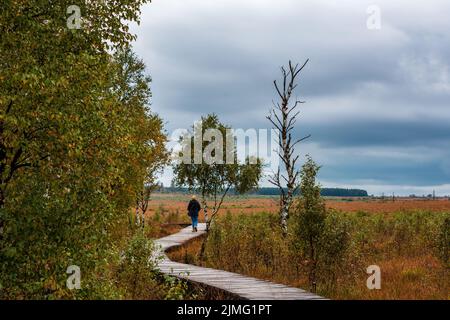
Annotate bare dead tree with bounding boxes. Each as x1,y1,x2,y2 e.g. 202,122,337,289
267,60,310,236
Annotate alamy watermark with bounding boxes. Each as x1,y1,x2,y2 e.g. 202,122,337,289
67,5,82,30
169,123,281,171
366,5,382,30
366,265,381,289
66,265,81,290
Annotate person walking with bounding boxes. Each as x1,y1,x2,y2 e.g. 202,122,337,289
187,195,201,232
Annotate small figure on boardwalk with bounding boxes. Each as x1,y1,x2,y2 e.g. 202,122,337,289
187,195,201,232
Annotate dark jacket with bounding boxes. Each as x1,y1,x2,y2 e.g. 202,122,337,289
187,199,201,217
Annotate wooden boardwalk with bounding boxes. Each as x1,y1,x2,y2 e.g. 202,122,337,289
155,223,326,300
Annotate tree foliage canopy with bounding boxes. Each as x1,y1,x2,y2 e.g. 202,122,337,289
0,0,167,299
173,114,262,227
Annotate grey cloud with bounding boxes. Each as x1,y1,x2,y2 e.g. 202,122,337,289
131,0,450,194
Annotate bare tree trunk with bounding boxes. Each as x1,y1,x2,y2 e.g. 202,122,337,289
136,186,152,229
135,205,140,226
267,60,310,236
199,200,209,261
201,197,209,231
280,202,289,235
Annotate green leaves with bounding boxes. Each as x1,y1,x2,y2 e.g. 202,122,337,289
291,156,354,292
173,114,263,220
0,0,163,299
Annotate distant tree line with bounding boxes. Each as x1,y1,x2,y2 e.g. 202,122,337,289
159,186,368,197
251,187,368,197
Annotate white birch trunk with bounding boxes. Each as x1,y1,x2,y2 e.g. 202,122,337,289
202,198,209,230
135,206,140,226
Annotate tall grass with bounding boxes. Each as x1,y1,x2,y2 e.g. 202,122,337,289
169,209,449,299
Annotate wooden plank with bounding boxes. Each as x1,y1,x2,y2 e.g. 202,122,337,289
154,223,327,300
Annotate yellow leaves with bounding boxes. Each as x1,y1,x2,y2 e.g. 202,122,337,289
83,95,92,105
57,77,70,89
43,276,58,292
1,0,164,300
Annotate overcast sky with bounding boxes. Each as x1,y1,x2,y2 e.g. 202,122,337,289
130,0,450,196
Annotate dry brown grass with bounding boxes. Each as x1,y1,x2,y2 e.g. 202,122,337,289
163,196,449,300
146,194,450,219
168,230,449,300
361,255,449,299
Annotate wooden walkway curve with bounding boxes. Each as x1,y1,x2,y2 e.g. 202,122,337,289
155,223,326,300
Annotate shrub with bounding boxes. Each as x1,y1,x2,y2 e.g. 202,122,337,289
435,217,449,266
291,156,326,293
116,232,164,299
163,275,190,300
317,211,353,291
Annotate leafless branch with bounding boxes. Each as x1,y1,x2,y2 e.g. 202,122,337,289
266,59,310,235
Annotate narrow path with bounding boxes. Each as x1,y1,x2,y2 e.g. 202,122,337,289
155,223,326,300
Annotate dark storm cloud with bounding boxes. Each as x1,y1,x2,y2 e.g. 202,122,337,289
319,159,450,186
303,118,450,148
131,0,450,194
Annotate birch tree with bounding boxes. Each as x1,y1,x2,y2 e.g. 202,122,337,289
267,60,310,236
173,114,262,231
